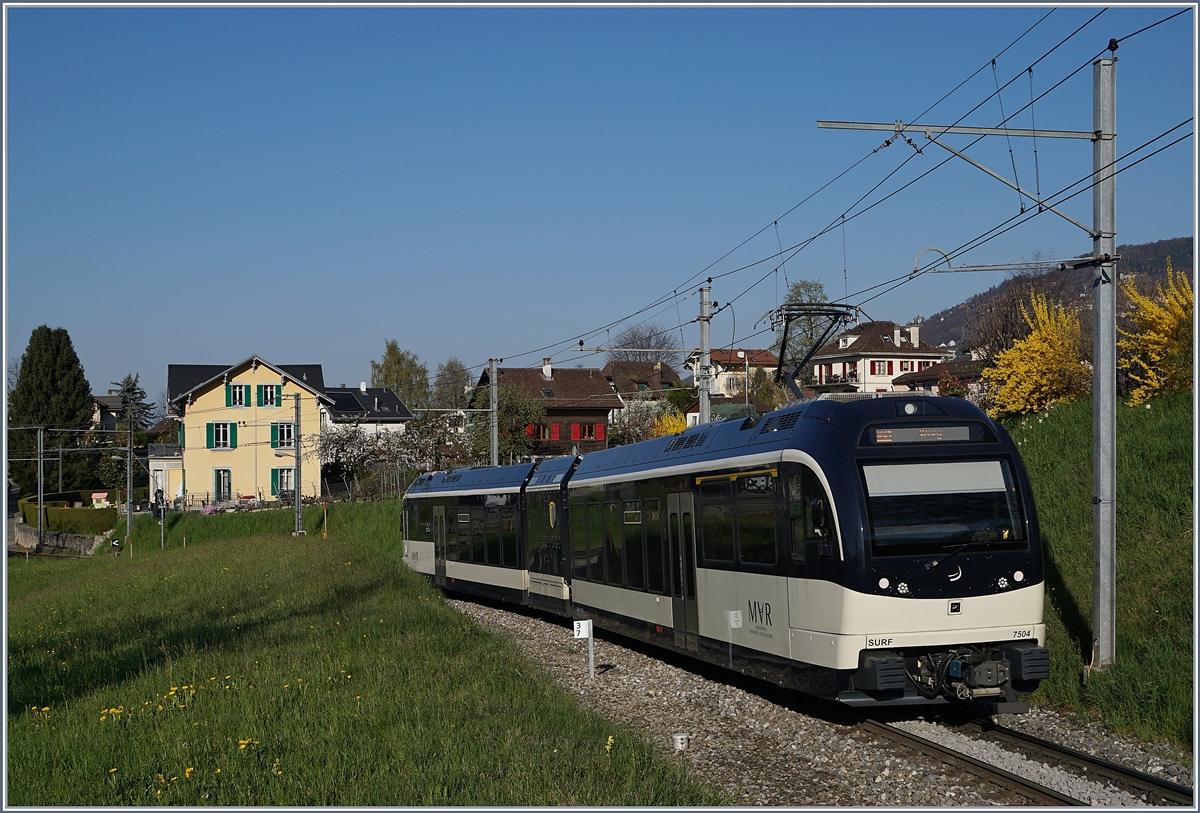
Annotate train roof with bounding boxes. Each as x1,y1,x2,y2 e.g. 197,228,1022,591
406,462,536,495
569,394,995,484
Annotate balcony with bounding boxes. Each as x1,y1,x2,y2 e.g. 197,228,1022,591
148,443,182,458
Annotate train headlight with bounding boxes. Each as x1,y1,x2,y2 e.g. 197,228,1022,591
997,576,1010,589
878,577,890,590
1013,570,1025,583
904,402,918,415
897,582,910,595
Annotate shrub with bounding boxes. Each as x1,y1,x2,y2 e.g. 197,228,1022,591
1118,256,1193,406
981,292,1091,419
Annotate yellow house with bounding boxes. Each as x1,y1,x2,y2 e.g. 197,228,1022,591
168,356,330,507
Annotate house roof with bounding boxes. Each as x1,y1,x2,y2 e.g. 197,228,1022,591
323,387,415,422
601,360,684,394
811,321,945,361
168,356,329,404
93,394,122,411
474,366,623,411
684,348,780,369
892,359,987,387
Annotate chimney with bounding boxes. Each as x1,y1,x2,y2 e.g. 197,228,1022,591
360,381,367,393
893,328,901,345
542,357,553,380
910,325,920,347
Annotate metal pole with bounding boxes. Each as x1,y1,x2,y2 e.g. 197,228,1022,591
126,424,133,545
1091,55,1117,670
58,446,62,492
699,286,711,424
36,427,44,547
489,358,499,467
294,393,304,536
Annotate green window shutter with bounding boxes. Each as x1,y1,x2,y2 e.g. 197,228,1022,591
275,389,282,407
257,385,264,407
206,423,214,449
225,385,232,407
270,424,279,449
271,469,279,496
229,422,238,449
178,423,185,448
244,384,252,405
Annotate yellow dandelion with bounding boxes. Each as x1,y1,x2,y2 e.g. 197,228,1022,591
109,768,117,774
185,767,194,779
215,768,221,774
157,705,164,711
100,715,107,721
41,707,49,712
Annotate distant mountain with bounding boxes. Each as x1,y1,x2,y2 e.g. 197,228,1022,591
916,237,1192,349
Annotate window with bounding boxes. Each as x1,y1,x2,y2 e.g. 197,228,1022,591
534,424,560,441
272,467,294,496
644,499,664,593
258,384,279,407
863,460,1026,558
207,422,235,449
789,467,835,564
226,384,250,407
623,501,645,590
541,388,555,398
214,469,231,502
272,422,294,449
605,503,623,586
737,474,777,565
580,424,597,441
900,360,913,372
871,360,894,376
700,479,733,561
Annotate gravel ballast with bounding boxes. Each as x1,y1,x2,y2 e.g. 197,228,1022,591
447,598,1193,806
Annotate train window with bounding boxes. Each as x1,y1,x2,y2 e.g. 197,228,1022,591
501,507,519,569
682,512,696,600
485,508,501,566
624,501,645,590
569,500,588,580
587,503,605,582
863,460,1026,557
737,474,777,565
644,499,664,593
606,503,624,587
471,508,487,564
700,480,734,562
790,468,834,563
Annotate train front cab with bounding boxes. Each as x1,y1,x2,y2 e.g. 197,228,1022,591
809,396,1051,712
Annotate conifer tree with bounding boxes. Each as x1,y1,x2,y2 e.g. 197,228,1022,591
7,326,97,495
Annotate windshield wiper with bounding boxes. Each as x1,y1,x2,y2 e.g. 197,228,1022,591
925,540,985,570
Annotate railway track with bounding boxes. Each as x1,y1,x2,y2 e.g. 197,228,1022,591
860,713,1193,806
956,717,1194,806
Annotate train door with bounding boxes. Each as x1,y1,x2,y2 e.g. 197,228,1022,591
432,505,447,587
667,492,699,652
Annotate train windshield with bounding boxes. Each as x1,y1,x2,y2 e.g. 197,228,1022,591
862,459,1026,557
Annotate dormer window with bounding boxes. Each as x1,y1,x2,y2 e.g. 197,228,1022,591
882,335,892,343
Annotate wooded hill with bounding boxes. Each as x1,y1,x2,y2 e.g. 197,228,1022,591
917,236,1193,348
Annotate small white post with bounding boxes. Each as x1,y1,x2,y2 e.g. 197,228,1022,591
574,619,594,680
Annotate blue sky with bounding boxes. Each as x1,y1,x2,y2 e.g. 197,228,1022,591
4,5,1195,403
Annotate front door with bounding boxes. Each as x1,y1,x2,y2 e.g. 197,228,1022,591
432,505,447,587
667,491,699,652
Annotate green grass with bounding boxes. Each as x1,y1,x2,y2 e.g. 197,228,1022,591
7,510,723,806
1007,389,1193,751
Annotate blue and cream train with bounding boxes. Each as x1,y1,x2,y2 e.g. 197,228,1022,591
402,393,1050,711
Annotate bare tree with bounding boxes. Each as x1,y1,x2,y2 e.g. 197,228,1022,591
963,249,1081,360
606,322,685,367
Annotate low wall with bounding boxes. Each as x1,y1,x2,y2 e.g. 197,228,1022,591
12,522,108,556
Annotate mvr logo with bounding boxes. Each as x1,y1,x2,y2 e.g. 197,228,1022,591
746,600,773,626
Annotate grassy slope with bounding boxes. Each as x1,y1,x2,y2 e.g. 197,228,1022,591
1007,389,1193,750
7,518,721,806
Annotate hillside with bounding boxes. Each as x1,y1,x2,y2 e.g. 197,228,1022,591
918,236,1193,348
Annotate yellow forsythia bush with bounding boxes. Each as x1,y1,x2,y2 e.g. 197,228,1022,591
982,292,1091,420
650,410,688,438
1118,256,1194,406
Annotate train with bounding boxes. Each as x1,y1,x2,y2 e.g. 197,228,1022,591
401,392,1050,713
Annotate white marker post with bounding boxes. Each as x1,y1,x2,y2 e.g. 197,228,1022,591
574,619,594,680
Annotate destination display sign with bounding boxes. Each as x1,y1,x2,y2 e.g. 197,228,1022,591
873,425,972,444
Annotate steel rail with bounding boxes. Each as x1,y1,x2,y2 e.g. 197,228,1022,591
958,718,1194,806
855,717,1083,806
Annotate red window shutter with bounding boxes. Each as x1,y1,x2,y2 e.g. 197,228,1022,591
887,360,893,375
570,423,581,441
595,423,605,441
550,423,560,441
525,423,535,438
